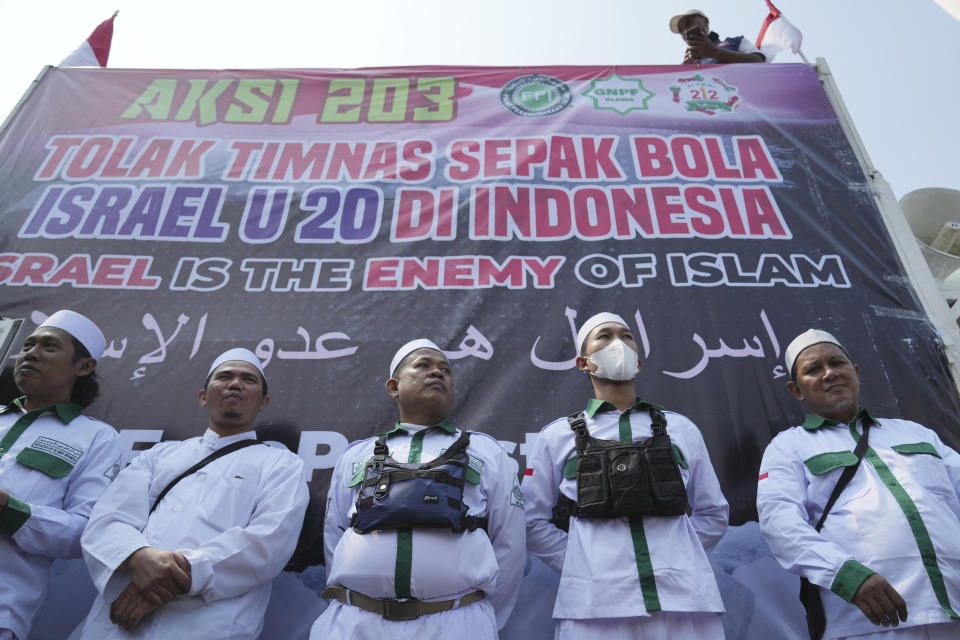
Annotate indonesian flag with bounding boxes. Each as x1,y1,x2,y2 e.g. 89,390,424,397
60,11,118,67
755,0,802,62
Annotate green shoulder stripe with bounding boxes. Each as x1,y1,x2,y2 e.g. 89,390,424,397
671,444,689,470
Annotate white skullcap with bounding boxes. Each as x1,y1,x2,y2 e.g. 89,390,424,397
390,338,443,377
577,312,629,353
784,329,845,376
208,347,266,380
39,310,106,360
669,8,708,33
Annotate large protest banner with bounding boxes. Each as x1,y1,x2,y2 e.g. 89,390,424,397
1,63,959,636
2,62,959,519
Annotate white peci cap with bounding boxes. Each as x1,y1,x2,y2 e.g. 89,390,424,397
784,329,845,376
390,338,443,377
39,310,106,360
208,347,266,380
576,312,629,353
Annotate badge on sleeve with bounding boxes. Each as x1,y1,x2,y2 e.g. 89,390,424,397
510,480,524,508
103,461,120,480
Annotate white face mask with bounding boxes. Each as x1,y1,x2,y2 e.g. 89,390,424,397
587,339,639,380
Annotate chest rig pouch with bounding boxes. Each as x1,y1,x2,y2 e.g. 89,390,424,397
568,405,688,518
351,431,487,534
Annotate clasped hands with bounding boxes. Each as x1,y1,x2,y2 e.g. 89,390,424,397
110,547,192,631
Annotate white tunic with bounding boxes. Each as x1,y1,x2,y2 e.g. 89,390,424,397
758,413,960,639
312,422,526,638
0,400,120,639
79,428,308,640
523,399,728,621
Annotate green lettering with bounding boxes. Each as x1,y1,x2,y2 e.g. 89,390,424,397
368,78,408,122
272,79,299,123
414,77,455,122
174,79,233,126
319,79,365,123
120,79,177,120
226,79,274,123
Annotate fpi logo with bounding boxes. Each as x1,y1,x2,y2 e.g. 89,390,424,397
500,74,572,117
669,74,742,116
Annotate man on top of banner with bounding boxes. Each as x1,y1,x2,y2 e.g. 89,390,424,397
671,9,767,64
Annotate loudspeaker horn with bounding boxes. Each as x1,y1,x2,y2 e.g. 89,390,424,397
900,188,960,281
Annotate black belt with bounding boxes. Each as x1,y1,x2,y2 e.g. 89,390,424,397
322,586,485,621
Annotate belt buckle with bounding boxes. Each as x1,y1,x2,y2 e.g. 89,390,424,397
383,599,420,621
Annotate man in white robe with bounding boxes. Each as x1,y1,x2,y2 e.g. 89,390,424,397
312,338,525,639
79,348,308,639
0,310,120,640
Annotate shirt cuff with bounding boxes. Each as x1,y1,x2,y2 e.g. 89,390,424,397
179,548,212,599
830,559,875,602
0,494,31,535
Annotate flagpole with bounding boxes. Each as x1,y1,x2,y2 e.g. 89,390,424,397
798,48,811,65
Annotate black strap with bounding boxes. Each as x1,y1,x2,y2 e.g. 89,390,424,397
567,403,668,450
373,430,471,468
800,419,872,640
149,439,263,514
649,406,667,436
567,411,588,438
813,420,872,532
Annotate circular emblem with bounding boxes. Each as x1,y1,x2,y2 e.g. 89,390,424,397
668,73,742,116
500,74,572,117
616,463,627,472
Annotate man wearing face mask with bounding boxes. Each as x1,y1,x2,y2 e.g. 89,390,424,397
523,312,729,639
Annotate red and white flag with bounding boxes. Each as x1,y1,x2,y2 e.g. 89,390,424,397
755,0,803,62
60,11,118,67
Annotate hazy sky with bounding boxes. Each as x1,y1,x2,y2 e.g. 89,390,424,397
0,0,957,201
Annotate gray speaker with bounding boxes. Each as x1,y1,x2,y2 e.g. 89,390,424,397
900,188,960,281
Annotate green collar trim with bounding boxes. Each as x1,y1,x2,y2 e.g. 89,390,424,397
585,397,660,419
3,396,82,424
383,417,456,436
801,407,876,431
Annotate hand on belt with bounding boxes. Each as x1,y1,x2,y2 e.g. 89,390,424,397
322,586,485,621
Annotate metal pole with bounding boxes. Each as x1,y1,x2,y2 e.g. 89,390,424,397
816,57,960,388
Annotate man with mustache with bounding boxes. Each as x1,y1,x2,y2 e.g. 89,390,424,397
523,312,729,638
313,338,525,639
78,347,308,639
758,329,960,638
0,310,121,640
